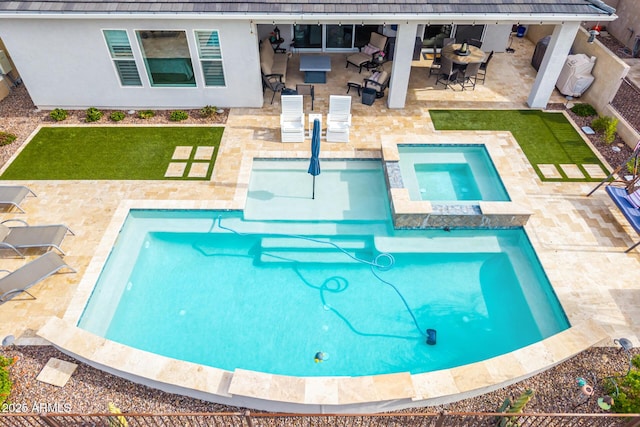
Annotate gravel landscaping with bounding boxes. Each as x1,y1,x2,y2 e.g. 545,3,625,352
1,81,638,417
1,345,638,415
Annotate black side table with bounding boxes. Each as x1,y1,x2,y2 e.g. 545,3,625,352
270,38,285,52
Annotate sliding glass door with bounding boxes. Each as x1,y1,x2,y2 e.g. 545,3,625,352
292,24,380,51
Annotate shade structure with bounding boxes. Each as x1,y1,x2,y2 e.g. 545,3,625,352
308,118,321,199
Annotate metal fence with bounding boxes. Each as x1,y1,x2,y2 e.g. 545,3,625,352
1,411,640,427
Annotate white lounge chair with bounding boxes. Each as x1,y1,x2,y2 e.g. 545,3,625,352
0,252,76,303
0,185,36,213
326,95,352,143
280,95,305,143
0,219,75,258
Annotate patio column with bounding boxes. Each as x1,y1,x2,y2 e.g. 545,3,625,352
527,21,581,108
387,22,418,109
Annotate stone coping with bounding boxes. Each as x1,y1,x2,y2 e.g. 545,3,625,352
38,316,609,412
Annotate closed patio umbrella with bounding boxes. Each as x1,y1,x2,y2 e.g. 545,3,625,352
308,118,321,199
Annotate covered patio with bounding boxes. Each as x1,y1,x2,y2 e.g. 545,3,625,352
259,35,567,134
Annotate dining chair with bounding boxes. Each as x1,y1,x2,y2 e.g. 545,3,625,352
468,38,483,49
295,84,315,111
435,56,458,90
457,62,481,91
476,51,494,84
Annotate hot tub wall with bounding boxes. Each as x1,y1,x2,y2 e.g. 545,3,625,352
385,162,532,229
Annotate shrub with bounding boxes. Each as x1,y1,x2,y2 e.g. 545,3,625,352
85,107,103,123
109,111,126,122
49,108,68,122
0,131,17,146
591,115,618,144
570,103,597,117
0,355,16,405
138,110,155,119
170,110,189,121
606,355,640,413
200,105,217,118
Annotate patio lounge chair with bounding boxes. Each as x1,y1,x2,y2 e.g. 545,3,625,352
280,95,305,143
326,95,352,143
605,185,640,252
0,219,74,258
0,185,36,213
346,32,388,73
0,252,76,303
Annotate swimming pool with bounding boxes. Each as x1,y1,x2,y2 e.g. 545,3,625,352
78,207,569,377
398,145,510,202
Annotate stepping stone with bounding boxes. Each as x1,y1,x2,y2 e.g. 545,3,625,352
560,164,586,179
36,358,77,387
165,162,187,178
172,146,193,160
188,162,210,178
538,164,562,179
583,164,608,179
194,146,215,161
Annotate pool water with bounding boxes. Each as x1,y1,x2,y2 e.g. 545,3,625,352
79,209,569,377
398,145,510,202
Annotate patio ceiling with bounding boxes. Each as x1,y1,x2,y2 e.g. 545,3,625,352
0,0,616,21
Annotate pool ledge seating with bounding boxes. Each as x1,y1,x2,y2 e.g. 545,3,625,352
605,185,640,252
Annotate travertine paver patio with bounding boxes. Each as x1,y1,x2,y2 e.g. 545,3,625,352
0,36,638,410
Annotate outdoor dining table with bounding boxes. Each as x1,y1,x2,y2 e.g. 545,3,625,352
441,44,485,65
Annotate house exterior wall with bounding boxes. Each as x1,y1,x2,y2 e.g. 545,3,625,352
482,24,512,53
599,0,639,51
573,27,629,111
0,18,264,109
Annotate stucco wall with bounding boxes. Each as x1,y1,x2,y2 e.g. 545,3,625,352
524,25,554,46
482,24,511,53
573,27,629,111
572,27,639,149
599,0,639,53
0,38,18,102
0,76,9,101
0,18,264,109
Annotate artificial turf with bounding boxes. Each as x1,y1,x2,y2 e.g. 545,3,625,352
429,110,608,182
0,126,223,180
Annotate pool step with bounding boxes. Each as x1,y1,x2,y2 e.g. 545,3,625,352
258,250,370,264
374,236,502,253
258,237,372,264
260,237,368,251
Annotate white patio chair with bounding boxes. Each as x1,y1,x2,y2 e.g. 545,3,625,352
280,95,305,143
326,95,352,143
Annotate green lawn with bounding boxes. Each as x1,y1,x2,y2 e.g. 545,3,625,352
429,110,608,182
1,126,223,180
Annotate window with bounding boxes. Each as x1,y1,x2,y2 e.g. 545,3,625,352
293,25,323,49
136,30,196,87
103,30,142,86
195,30,226,86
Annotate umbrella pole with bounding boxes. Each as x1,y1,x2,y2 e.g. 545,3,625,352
312,175,316,199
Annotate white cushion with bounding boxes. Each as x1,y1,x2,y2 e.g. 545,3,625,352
363,44,378,55
627,189,640,208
